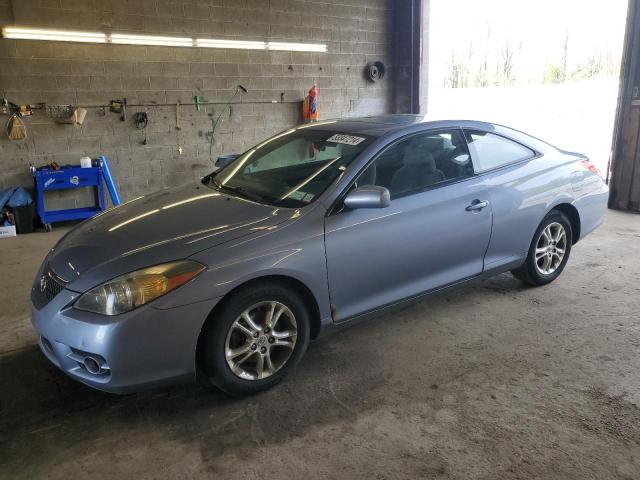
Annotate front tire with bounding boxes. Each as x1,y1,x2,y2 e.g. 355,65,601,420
199,283,310,396
512,210,573,286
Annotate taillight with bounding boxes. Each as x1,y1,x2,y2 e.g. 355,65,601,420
580,159,602,178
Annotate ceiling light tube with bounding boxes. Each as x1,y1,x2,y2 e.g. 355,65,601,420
2,27,106,43
111,33,193,47
2,27,328,52
197,38,266,50
267,42,327,52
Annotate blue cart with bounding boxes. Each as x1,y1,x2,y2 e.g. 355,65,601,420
33,164,107,231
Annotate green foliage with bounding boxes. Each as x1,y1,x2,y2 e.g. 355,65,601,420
542,50,620,84
543,64,565,84
441,30,620,88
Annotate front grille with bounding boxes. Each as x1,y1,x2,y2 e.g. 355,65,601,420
31,265,67,309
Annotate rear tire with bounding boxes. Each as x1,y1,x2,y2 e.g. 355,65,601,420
512,210,573,286
199,283,310,396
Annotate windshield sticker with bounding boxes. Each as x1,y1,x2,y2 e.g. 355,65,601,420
288,191,306,201
326,134,365,146
287,190,315,203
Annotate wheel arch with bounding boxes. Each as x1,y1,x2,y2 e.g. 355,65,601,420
195,275,322,367
551,202,581,244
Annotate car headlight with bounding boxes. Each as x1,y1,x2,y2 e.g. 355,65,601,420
74,261,205,315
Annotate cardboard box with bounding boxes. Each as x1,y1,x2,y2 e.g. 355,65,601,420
0,225,17,238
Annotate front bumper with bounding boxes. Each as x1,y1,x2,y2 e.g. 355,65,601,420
31,289,220,394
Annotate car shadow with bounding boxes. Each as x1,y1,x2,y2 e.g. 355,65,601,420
0,273,529,474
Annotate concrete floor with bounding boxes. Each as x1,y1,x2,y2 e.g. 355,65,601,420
1,210,639,479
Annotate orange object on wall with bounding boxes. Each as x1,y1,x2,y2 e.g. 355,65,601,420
302,84,318,122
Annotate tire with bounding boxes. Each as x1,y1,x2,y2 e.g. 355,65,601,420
199,283,311,396
511,210,573,286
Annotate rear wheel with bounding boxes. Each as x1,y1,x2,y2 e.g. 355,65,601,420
512,210,573,286
199,284,310,396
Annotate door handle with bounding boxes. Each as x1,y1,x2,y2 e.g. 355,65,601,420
465,200,489,211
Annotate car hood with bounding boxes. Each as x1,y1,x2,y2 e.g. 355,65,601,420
47,182,290,292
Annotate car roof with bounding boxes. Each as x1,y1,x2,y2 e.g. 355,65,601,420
298,115,555,152
299,115,496,135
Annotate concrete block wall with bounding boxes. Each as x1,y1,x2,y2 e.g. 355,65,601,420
0,0,399,206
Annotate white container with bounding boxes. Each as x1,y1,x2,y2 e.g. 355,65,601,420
80,156,92,168
0,225,17,238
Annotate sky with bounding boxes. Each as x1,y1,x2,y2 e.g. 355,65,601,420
428,0,629,87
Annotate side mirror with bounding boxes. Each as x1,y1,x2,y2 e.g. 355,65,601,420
215,154,239,169
344,185,390,209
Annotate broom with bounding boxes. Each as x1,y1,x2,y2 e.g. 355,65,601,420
6,114,27,140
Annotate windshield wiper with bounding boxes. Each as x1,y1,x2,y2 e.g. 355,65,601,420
213,180,265,204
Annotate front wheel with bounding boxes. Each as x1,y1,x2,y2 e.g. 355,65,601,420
512,210,573,286
199,284,310,396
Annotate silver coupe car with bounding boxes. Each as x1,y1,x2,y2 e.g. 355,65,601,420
31,115,608,396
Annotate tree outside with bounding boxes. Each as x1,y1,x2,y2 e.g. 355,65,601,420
431,0,626,89
427,0,628,173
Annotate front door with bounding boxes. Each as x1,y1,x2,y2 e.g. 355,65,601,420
324,129,492,321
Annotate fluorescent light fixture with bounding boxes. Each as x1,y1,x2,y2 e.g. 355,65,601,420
111,33,193,47
198,39,327,52
1,27,328,52
268,42,327,52
2,27,106,43
197,38,266,50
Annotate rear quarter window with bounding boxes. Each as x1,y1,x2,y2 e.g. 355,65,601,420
464,130,536,172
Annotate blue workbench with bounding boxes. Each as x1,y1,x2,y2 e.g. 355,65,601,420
33,165,107,231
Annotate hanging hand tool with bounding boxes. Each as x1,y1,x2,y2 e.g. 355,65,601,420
133,112,149,145
120,98,127,122
18,104,33,117
176,102,181,130
110,99,123,114
194,95,201,111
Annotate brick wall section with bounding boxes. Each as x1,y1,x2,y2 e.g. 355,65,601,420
0,0,401,207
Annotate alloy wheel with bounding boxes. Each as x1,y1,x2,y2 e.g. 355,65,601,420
224,301,297,380
534,222,567,276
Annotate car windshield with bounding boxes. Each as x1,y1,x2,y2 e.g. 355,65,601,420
208,128,374,207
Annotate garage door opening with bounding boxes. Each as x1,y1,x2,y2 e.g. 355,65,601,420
426,0,628,174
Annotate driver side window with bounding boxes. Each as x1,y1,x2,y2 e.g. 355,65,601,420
356,129,473,199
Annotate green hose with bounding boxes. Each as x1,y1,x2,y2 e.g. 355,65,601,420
209,87,243,162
